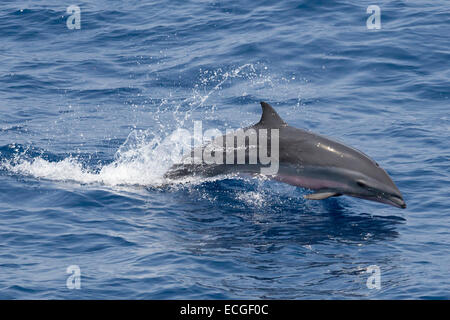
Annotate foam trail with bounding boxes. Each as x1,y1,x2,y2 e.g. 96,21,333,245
3,129,194,187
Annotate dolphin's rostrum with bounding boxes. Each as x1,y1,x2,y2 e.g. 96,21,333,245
165,102,406,209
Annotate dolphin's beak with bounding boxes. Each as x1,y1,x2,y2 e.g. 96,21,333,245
372,171,407,209
386,194,407,209
353,189,407,209
372,188,406,208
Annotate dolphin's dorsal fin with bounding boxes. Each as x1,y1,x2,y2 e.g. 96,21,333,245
257,102,287,128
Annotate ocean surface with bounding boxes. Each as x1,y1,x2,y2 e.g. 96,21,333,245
0,0,449,299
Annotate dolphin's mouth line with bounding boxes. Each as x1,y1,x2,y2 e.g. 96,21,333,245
385,194,407,209
347,191,406,209
371,192,406,209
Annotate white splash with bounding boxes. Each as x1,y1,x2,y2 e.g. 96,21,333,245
2,129,192,187
236,191,267,208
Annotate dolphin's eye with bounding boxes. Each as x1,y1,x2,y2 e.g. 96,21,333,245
357,181,367,188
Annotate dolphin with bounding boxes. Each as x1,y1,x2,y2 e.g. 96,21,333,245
165,102,406,209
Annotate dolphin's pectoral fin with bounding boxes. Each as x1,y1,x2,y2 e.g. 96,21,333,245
304,192,342,200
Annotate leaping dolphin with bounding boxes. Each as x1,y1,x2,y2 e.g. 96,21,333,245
165,102,406,209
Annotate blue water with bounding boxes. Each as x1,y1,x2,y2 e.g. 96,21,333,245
0,0,449,299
